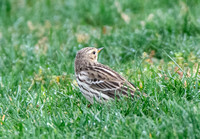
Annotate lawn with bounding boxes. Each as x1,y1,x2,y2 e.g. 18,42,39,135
0,0,200,138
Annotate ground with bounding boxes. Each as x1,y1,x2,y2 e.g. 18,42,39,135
0,0,200,138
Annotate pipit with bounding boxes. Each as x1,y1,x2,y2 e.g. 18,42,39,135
75,47,141,104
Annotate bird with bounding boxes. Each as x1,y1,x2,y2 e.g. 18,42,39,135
74,47,141,104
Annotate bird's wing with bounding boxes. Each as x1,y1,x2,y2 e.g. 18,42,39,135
76,64,138,99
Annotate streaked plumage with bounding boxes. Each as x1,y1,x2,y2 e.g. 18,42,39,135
75,47,140,103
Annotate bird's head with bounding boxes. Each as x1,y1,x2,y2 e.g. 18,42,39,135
75,47,103,62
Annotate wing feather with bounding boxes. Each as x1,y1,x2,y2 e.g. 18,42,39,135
78,64,138,99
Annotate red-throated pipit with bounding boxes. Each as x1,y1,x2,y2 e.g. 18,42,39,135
75,47,141,103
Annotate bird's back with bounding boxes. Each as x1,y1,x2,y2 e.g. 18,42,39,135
75,59,138,103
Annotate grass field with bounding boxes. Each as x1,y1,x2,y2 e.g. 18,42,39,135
0,0,200,138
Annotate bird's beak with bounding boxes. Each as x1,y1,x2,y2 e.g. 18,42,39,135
97,48,104,53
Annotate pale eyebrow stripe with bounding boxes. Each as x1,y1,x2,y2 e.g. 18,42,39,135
82,47,94,53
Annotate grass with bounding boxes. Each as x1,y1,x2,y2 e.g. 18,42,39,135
0,0,200,138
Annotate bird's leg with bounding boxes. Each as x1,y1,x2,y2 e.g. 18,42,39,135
87,103,92,108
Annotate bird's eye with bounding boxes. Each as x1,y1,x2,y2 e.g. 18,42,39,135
92,51,96,54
